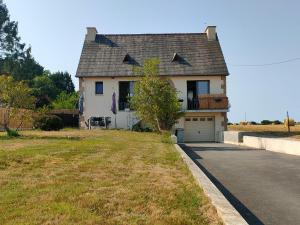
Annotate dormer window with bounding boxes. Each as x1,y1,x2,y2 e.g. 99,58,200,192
171,53,180,62
123,54,131,63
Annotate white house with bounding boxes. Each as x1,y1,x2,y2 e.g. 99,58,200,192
76,26,229,142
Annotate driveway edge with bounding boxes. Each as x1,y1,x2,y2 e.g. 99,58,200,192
174,144,248,225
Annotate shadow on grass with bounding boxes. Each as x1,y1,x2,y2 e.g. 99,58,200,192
0,135,82,141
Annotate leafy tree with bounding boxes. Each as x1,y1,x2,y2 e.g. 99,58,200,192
273,120,282,125
0,1,44,82
0,75,35,135
32,74,58,106
1,49,44,83
249,121,257,125
130,58,183,132
52,91,79,109
261,120,272,125
49,71,75,94
0,0,25,58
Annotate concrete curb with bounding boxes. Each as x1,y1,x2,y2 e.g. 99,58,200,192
174,144,248,225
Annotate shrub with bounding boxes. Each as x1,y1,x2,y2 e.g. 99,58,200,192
7,129,20,137
132,121,153,132
248,121,257,125
34,115,63,131
261,120,272,125
227,122,233,125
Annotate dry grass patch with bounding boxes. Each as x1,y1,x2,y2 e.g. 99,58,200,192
228,124,300,140
0,129,222,225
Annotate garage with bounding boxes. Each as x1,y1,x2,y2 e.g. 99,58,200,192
184,116,215,142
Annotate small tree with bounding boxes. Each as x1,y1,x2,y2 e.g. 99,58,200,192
0,75,35,135
130,58,183,132
52,91,79,109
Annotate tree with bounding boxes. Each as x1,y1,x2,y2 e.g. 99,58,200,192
0,1,44,82
130,58,183,132
52,91,79,109
1,49,44,83
0,75,35,135
261,120,272,125
32,74,58,105
49,71,75,94
0,0,25,58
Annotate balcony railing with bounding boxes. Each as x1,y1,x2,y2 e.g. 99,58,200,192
187,94,229,110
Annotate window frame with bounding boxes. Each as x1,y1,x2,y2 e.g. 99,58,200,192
118,81,135,111
196,80,210,95
95,81,104,95
186,80,210,110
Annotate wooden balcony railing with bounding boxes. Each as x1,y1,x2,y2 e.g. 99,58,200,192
187,94,229,110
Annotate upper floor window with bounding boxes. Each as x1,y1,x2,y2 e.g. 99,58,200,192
95,81,103,94
196,81,209,95
187,80,210,110
187,80,210,100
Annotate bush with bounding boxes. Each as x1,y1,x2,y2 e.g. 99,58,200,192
132,121,153,132
261,120,272,125
248,121,257,125
7,129,20,137
34,115,63,131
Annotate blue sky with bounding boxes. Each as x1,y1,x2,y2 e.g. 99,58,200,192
5,0,300,122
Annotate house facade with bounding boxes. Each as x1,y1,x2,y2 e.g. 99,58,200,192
76,26,229,142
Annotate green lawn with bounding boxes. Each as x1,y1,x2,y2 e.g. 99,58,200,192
0,130,222,225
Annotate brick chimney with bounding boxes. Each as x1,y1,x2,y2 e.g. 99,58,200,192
205,26,217,41
86,27,97,42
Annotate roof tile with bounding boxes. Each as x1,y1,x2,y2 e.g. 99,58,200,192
76,33,228,77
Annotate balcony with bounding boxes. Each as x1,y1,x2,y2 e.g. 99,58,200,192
187,94,229,111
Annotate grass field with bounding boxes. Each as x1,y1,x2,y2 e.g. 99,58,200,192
0,130,222,225
228,124,300,140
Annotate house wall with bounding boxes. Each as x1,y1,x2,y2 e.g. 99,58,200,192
79,75,226,135
80,76,139,129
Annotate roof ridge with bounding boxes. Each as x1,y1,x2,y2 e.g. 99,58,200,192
98,33,206,36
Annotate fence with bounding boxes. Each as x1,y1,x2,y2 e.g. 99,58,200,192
0,108,34,131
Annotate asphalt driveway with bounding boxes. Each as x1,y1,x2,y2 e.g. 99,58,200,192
180,143,300,225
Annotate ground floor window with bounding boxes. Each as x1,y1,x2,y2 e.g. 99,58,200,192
119,81,135,110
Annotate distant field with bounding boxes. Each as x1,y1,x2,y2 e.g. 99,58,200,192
228,124,300,140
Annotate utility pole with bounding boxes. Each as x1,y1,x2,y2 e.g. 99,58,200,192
287,111,290,133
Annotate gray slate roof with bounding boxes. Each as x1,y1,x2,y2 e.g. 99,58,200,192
76,33,229,77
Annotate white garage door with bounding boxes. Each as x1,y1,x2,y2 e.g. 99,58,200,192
184,117,215,142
